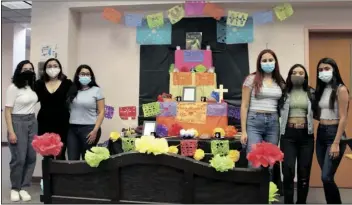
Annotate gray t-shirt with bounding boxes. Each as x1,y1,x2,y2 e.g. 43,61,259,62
69,86,104,125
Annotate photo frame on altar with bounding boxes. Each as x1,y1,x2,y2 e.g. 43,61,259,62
182,87,196,102
143,121,156,136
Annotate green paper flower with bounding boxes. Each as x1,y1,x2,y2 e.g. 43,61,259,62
209,154,234,172
269,182,279,204
85,147,110,168
195,64,207,72
169,64,175,72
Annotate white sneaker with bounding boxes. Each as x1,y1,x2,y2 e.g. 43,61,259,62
10,190,20,202
19,190,31,202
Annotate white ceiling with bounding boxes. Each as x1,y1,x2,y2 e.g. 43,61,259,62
1,5,31,24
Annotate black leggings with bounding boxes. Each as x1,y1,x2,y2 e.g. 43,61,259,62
280,127,314,204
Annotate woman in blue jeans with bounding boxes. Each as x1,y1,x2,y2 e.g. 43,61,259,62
240,49,285,168
66,65,105,160
314,58,348,204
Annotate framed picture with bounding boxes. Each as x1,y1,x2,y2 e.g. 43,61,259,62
143,121,156,136
182,87,196,102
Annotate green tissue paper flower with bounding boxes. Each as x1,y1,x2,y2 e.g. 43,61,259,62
269,182,279,203
85,147,110,168
169,64,175,72
209,154,234,172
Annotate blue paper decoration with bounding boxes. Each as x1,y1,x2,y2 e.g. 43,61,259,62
217,17,254,44
124,13,143,27
252,11,273,25
183,50,204,62
137,19,171,45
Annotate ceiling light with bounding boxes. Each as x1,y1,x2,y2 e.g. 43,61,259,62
2,1,32,9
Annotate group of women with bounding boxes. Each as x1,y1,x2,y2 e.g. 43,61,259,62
5,58,105,202
241,49,349,204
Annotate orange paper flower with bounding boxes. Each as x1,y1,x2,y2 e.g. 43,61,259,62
225,126,238,138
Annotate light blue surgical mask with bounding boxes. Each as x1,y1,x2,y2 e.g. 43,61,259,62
79,76,91,85
261,62,275,73
318,70,333,83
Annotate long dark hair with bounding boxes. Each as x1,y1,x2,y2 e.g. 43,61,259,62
12,60,36,90
315,58,347,110
67,64,99,103
252,49,285,95
41,58,67,82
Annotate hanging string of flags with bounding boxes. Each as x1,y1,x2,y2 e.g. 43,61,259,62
102,1,294,45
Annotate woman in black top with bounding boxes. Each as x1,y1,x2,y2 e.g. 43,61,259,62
35,58,72,160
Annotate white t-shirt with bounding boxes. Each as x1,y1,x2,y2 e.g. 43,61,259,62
5,84,38,114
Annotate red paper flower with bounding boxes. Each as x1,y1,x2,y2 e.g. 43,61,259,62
169,123,183,136
32,133,63,157
179,66,189,72
247,142,284,168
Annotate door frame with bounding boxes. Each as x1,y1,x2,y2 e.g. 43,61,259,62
304,26,352,76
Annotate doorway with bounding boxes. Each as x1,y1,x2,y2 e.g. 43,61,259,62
308,31,352,188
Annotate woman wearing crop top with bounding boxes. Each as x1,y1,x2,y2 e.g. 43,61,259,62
240,49,285,168
279,64,315,204
314,58,348,204
67,65,105,160
5,60,38,202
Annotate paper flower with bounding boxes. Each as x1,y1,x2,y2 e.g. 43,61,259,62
269,182,279,203
209,154,235,172
225,126,238,137
32,133,63,157
110,132,120,142
247,142,284,168
228,150,240,162
168,145,179,154
169,123,183,136
135,135,169,155
191,129,199,137
193,149,205,161
84,147,110,168
156,124,168,137
135,135,155,153
213,127,225,138
179,66,189,72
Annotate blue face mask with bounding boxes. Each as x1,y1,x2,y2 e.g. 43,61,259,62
261,62,275,73
79,76,91,85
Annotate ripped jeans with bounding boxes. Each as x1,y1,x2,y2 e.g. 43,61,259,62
280,127,314,204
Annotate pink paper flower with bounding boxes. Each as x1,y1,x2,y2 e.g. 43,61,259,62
247,142,284,168
32,133,63,157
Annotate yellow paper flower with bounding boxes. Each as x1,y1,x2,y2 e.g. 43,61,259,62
193,149,205,161
168,146,179,154
110,132,120,142
192,129,199,137
213,128,225,137
228,150,240,162
135,135,155,153
150,138,169,155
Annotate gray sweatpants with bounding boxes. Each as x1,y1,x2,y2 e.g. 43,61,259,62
9,114,37,191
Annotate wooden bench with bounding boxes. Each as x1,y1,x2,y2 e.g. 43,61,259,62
41,152,270,204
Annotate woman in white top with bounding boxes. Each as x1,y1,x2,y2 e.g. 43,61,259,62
5,60,38,202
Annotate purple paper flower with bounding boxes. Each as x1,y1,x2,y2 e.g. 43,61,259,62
156,124,168,137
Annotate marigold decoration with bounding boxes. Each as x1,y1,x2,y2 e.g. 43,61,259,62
225,125,237,137
135,135,169,155
168,145,179,154
193,149,205,161
150,138,169,155
156,124,168,137
247,142,284,168
228,150,240,162
84,147,110,168
169,123,183,136
269,182,279,203
32,133,63,157
209,154,234,172
213,127,225,137
110,131,120,142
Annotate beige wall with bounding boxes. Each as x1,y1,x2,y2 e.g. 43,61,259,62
29,2,352,176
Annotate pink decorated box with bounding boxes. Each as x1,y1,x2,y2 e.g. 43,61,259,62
175,49,213,71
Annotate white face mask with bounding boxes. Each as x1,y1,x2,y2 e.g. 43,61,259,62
318,70,333,83
46,68,60,78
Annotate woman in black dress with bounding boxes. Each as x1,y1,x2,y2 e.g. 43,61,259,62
35,58,72,160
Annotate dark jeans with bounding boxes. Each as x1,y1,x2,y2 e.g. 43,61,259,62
280,127,314,204
67,124,101,160
316,124,346,204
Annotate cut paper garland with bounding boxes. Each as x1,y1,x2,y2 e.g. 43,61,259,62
252,10,274,25
124,13,143,27
183,50,204,62
217,17,254,44
146,12,164,28
202,2,224,20
136,19,171,45
226,11,249,27
195,72,215,86
158,102,177,117
211,140,230,156
172,72,193,85
167,5,185,24
121,137,136,152
104,105,115,119
118,106,137,120
142,102,161,117
207,103,227,116
102,8,122,23
228,104,241,120
273,3,294,21
184,0,205,16
180,139,198,156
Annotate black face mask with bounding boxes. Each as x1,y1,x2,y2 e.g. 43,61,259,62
20,70,35,84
